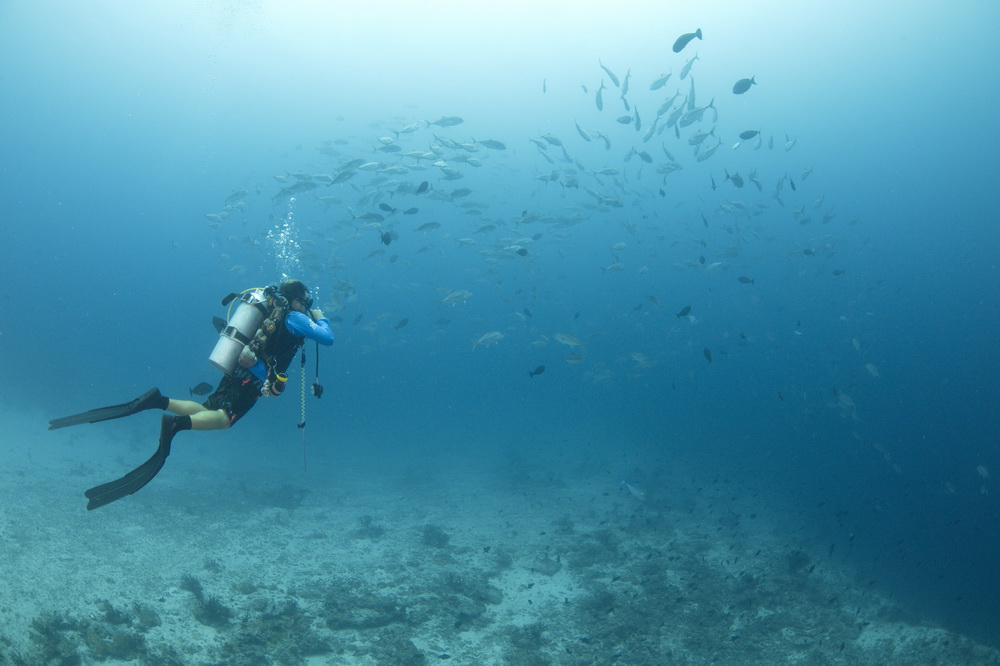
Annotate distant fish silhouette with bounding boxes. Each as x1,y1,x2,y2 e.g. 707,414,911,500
529,365,545,378
189,382,214,396
672,28,702,53
732,75,757,95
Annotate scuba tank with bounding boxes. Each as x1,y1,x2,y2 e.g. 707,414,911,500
209,288,269,375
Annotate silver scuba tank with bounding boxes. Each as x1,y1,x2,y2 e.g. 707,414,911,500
209,289,268,375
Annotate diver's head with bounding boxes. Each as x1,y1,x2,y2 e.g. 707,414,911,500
279,279,313,310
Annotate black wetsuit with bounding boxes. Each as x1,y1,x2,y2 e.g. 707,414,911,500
204,310,333,425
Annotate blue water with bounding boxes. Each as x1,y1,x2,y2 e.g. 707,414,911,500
2,0,999,648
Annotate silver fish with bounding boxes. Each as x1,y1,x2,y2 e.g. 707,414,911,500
554,332,586,347
678,99,715,128
642,119,658,143
427,116,464,127
688,128,715,146
657,91,681,118
224,189,247,204
649,72,672,90
477,139,507,150
680,53,699,80
471,331,504,349
438,289,472,305
274,181,317,199
620,476,646,499
696,140,722,162
598,59,620,87
665,100,686,127
393,122,421,136
332,169,357,183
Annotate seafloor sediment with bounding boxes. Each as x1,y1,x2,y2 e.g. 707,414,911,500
2,431,997,665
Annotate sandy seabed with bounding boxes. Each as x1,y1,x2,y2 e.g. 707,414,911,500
2,417,998,666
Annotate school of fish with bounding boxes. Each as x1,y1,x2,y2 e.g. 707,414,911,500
199,27,869,422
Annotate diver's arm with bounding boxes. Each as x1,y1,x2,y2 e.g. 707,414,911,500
285,310,334,345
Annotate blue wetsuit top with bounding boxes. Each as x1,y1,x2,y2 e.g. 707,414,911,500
247,311,334,382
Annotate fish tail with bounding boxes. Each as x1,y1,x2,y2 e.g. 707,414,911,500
695,28,702,39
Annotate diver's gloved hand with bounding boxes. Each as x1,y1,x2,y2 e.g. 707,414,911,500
310,308,325,321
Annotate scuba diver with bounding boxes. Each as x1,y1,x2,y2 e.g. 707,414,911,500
48,279,334,510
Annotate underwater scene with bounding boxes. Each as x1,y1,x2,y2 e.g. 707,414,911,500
1,1,999,664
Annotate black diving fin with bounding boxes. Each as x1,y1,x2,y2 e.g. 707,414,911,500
84,415,176,510
48,387,163,430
